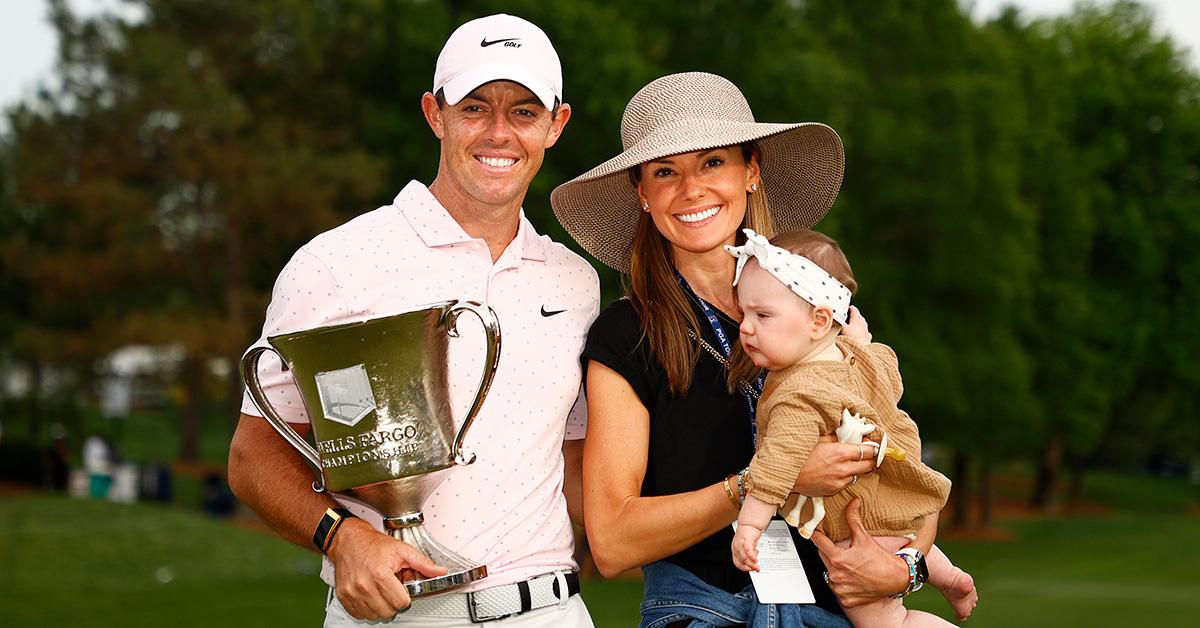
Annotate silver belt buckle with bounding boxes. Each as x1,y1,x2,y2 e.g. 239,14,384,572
466,590,514,624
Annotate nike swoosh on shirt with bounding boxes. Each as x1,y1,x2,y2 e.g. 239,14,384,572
541,306,566,317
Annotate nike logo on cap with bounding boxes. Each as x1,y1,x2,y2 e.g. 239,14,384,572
481,37,521,47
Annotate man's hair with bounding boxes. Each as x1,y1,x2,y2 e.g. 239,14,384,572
434,88,561,119
725,229,858,394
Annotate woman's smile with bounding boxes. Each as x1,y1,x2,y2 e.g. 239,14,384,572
674,205,722,224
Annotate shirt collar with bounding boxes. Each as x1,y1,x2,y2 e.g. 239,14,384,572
396,180,548,262
396,180,474,247
511,210,548,263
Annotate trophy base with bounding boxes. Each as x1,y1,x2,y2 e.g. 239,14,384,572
386,514,488,597
402,564,490,598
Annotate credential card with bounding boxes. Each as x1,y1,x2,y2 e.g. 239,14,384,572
733,519,816,604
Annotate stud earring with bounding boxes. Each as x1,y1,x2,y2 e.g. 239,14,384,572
642,201,650,211
750,183,759,192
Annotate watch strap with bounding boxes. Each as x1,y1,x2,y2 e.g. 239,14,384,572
313,507,357,553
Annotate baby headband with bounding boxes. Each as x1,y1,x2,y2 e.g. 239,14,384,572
724,229,852,325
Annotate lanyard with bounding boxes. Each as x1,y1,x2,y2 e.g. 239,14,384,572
674,270,766,449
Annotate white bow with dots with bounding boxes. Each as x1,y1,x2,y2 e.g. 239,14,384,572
724,228,852,325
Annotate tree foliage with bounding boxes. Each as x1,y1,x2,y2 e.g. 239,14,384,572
2,0,1197,514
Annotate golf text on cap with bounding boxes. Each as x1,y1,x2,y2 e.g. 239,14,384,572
481,37,521,47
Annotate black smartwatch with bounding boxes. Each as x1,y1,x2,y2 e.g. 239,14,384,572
313,507,357,553
914,550,929,585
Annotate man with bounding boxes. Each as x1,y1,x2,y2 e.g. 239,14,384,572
228,14,598,627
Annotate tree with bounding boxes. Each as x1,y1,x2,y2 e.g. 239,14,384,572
799,0,1038,527
997,1,1200,508
6,0,388,459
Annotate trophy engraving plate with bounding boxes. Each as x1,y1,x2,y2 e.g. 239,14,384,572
315,364,377,426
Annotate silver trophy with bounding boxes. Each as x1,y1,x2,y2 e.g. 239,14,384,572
241,300,501,597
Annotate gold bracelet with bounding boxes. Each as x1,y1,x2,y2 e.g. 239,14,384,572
722,474,742,510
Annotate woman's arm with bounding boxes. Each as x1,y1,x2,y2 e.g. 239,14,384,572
582,361,738,576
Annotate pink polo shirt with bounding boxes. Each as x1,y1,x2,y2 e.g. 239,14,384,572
241,180,599,590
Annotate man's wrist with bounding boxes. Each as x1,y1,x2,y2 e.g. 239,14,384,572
313,507,358,554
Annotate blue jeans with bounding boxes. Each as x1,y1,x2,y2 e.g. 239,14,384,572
639,561,851,628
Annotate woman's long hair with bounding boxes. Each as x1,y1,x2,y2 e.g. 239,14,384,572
627,141,776,396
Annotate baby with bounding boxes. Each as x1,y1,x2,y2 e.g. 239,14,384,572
725,229,977,626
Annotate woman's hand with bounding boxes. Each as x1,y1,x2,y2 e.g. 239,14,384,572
810,498,908,607
792,437,877,496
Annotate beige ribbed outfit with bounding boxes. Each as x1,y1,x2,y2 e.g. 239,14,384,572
744,337,951,542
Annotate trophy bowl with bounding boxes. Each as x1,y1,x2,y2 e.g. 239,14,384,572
241,300,501,597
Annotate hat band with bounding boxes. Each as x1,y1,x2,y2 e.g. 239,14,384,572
725,229,851,325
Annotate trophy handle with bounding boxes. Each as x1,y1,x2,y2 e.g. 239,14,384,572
241,346,328,493
443,301,502,466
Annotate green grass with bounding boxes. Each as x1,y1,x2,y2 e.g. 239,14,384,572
581,577,645,626
0,495,327,627
1078,468,1200,514
3,461,1197,626
7,393,1192,625
900,469,1200,626
905,514,1199,626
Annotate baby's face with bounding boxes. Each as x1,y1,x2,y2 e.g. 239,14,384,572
736,262,816,371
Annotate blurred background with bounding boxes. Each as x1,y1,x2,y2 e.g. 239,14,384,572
1,0,1197,626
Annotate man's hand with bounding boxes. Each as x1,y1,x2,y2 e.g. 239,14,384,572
842,306,871,344
810,498,907,607
327,519,448,620
731,524,763,572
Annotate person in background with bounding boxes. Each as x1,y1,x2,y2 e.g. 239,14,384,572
82,433,112,499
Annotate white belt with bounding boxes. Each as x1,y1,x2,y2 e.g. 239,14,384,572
406,571,580,623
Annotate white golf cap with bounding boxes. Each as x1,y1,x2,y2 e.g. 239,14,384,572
433,14,563,111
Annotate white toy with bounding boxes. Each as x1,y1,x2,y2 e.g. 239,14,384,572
779,409,907,538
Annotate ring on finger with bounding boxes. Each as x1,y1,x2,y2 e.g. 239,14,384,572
851,475,858,486
857,444,864,461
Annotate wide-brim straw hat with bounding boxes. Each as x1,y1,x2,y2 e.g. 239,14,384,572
551,72,844,273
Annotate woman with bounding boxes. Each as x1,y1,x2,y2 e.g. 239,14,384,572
551,73,937,626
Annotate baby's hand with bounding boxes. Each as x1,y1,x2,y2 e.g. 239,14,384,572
732,524,763,572
842,306,871,344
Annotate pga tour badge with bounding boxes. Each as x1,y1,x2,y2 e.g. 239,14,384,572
314,364,377,426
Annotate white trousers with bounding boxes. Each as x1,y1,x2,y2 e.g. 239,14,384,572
323,589,594,627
